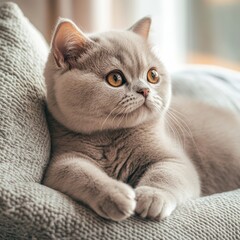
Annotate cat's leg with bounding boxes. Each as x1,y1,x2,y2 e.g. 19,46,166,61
135,158,200,220
43,153,136,221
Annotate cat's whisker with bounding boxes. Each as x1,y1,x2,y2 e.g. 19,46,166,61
110,106,128,127
116,102,143,127
167,111,185,148
169,108,202,161
166,113,182,146
151,101,163,115
164,117,177,142
153,95,164,104
166,122,181,147
169,109,191,136
153,95,163,100
169,110,194,151
117,108,128,127
165,113,184,147
100,105,121,130
169,108,194,140
117,107,131,127
101,97,129,130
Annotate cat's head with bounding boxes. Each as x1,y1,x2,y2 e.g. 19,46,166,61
44,17,171,134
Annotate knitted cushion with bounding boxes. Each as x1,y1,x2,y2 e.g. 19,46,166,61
0,2,239,240
0,2,50,184
1,182,239,239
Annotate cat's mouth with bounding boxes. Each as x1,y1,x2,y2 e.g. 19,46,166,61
113,101,152,119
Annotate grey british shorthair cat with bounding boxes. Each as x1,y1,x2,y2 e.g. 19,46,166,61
43,17,240,221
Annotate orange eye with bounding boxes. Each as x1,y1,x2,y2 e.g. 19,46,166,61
106,71,125,87
147,68,160,84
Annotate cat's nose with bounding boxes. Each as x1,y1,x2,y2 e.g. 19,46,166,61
137,88,150,98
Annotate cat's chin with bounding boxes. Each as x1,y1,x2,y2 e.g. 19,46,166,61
104,105,160,131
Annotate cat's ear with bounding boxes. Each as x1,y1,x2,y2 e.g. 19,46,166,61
51,18,91,68
129,17,152,40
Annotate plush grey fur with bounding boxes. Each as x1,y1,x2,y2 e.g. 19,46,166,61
43,17,240,221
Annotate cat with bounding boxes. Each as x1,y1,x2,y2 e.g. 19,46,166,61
43,17,240,221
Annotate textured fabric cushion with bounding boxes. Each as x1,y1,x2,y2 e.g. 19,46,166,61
172,65,240,113
1,182,239,239
0,2,240,240
0,0,50,235
0,2,50,184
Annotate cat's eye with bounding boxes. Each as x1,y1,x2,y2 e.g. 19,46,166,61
106,71,125,87
147,68,160,84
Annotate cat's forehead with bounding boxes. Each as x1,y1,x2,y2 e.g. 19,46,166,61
77,31,159,79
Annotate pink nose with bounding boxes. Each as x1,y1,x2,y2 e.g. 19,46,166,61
137,88,150,98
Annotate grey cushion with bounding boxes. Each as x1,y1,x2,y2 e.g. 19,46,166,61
0,2,240,240
172,65,240,113
0,2,50,185
1,182,239,239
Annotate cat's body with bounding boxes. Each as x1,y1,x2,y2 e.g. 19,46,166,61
47,98,240,194
43,17,240,221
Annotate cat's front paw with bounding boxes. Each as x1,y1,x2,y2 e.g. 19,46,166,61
135,186,176,220
92,181,136,221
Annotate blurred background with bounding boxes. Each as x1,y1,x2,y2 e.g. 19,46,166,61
1,0,240,71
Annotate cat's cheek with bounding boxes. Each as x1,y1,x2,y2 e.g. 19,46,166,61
135,186,177,220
